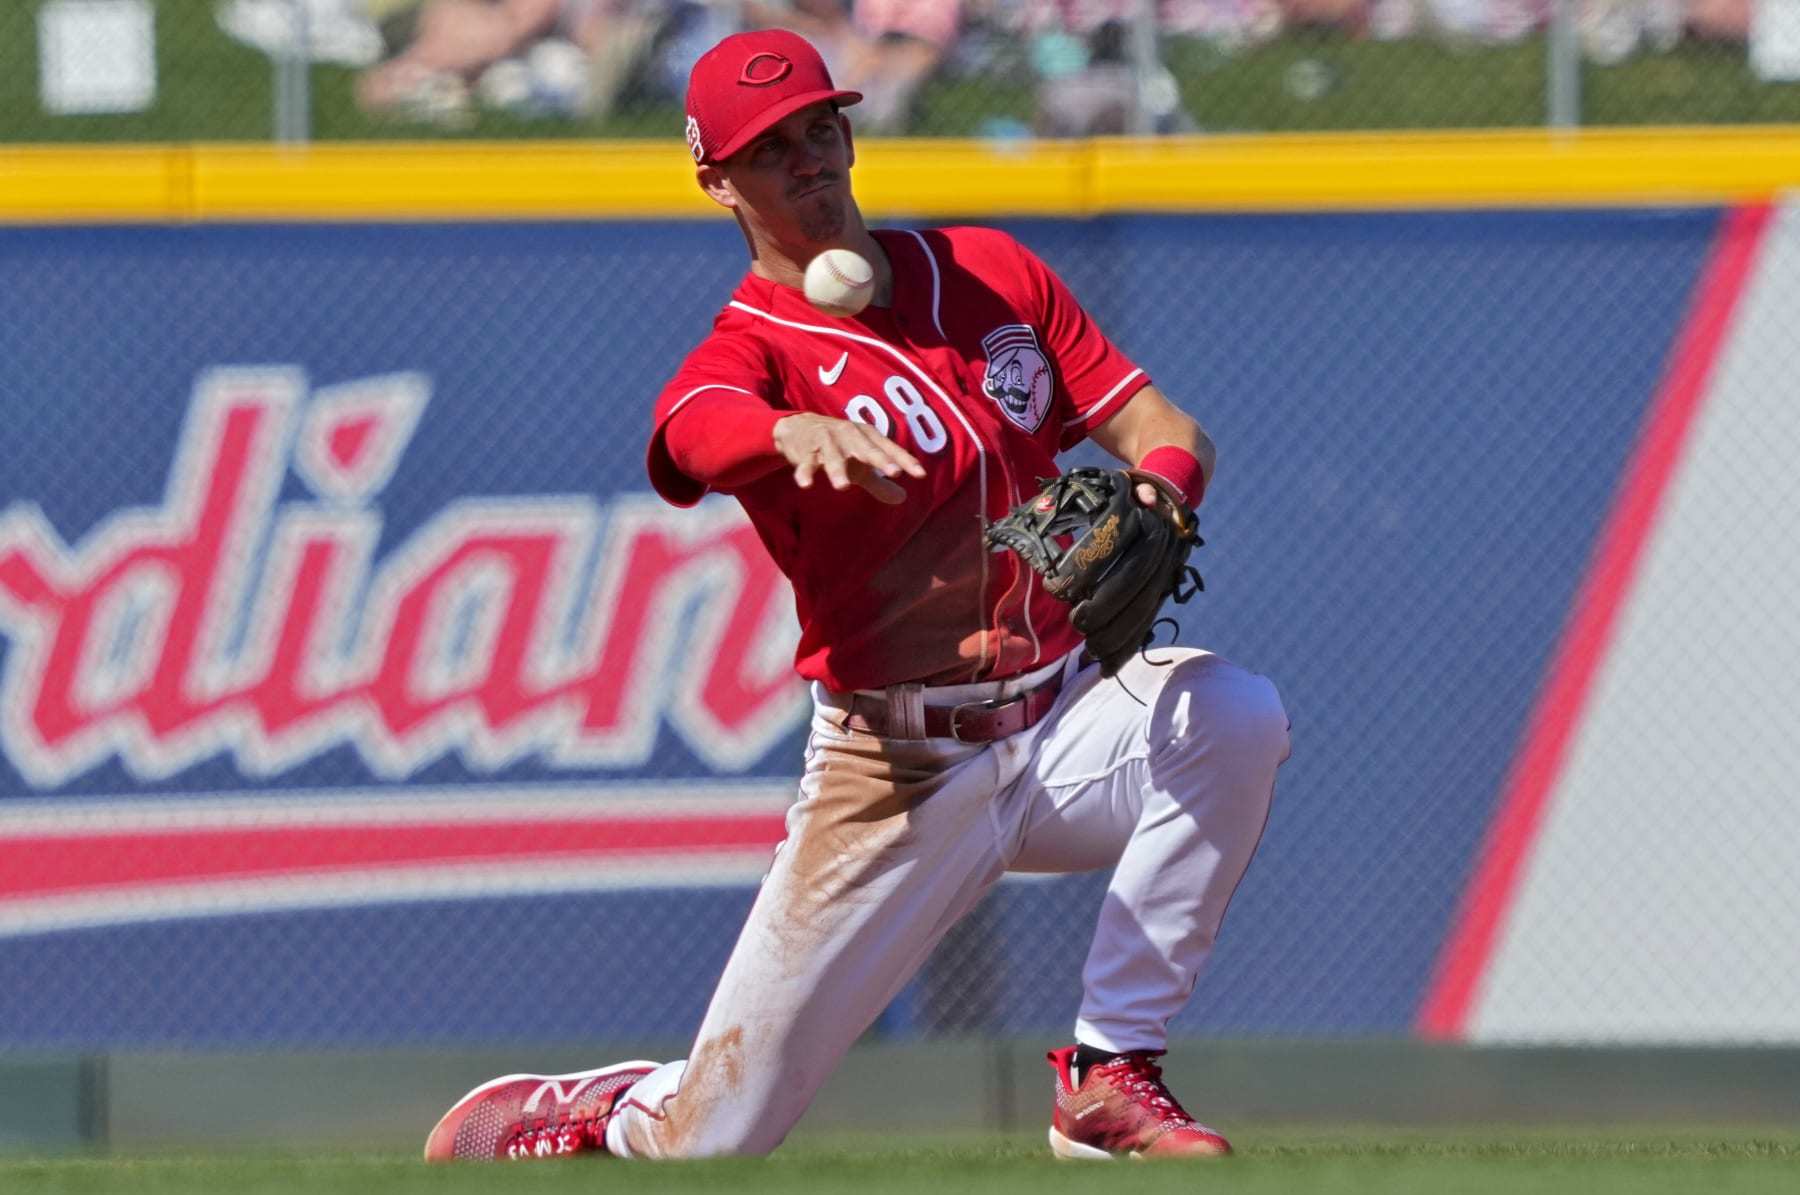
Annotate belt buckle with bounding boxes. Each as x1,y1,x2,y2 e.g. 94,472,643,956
949,694,1022,743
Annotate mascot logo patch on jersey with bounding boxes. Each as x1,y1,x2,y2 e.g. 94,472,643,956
981,325,1055,434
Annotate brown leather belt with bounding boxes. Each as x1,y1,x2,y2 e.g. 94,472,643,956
844,670,1064,743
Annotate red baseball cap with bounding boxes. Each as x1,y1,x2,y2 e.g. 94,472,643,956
684,29,862,165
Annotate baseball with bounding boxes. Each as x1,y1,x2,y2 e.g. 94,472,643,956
803,249,875,318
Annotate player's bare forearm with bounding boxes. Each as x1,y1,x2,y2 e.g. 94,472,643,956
1088,385,1215,512
772,411,927,505
1088,385,1215,486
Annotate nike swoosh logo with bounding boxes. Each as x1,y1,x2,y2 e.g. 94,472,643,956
818,352,848,386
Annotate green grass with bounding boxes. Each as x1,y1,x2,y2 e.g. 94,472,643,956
5,4,1800,143
5,1130,1800,1194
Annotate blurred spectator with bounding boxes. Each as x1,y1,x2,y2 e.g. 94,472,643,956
1009,3,1201,136
317,0,1773,135
1360,0,1701,57
642,3,747,100
1032,18,1140,135
580,1,675,113
1010,0,1278,42
1364,0,1550,43
852,1,964,131
750,1,964,132
1577,0,1685,63
1686,0,1750,41
1159,0,1284,43
1278,0,1369,29
356,0,673,122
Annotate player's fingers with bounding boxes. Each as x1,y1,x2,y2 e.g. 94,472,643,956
1135,481,1159,507
848,425,927,478
869,430,927,478
870,434,926,478
818,440,853,491
793,447,820,489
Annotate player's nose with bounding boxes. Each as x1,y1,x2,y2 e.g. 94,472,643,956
791,142,826,176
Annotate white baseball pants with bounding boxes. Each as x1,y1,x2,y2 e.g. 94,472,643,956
608,647,1289,1158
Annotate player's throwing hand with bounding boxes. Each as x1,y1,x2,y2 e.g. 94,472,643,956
773,412,927,505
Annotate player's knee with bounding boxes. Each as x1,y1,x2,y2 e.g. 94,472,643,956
1153,653,1290,776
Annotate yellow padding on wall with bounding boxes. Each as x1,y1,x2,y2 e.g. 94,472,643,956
1090,128,1800,211
3,128,1799,223
0,147,186,222
192,143,709,220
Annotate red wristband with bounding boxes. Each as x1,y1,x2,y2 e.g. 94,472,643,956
1136,445,1206,506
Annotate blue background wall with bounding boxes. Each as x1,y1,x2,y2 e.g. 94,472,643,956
0,210,1718,1045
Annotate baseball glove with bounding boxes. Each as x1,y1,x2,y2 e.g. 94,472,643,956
984,467,1203,677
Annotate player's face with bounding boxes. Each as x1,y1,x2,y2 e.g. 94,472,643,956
712,103,856,248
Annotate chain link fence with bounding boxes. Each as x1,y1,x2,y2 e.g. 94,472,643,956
4,203,1795,1050
2,1,1799,143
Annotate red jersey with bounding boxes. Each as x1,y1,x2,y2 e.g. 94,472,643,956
646,226,1150,691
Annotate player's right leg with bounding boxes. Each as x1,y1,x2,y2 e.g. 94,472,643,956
423,1060,659,1162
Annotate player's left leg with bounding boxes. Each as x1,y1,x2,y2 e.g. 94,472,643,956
426,675,1039,1163
998,647,1290,1158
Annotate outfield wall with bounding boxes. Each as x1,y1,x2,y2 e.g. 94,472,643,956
1,135,1797,1052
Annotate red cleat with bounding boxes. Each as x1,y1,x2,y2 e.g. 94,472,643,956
423,1060,658,1163
1046,1046,1232,1160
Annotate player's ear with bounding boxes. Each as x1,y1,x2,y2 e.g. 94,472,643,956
839,113,855,168
696,162,737,209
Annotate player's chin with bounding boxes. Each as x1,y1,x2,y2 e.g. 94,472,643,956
792,191,848,241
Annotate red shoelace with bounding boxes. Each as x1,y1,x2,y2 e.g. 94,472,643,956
1094,1053,1195,1126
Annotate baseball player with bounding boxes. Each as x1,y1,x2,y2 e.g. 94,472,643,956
425,27,1289,1164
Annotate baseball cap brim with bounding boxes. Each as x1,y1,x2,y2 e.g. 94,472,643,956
710,88,863,163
